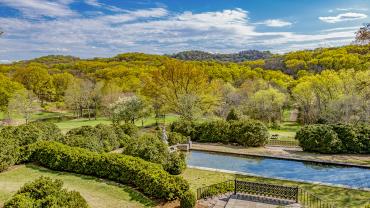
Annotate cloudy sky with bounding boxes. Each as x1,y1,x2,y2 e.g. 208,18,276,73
0,0,369,61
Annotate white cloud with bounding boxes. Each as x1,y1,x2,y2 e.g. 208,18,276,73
0,0,76,18
336,8,368,12
319,12,367,23
0,7,359,60
84,0,124,12
258,19,292,27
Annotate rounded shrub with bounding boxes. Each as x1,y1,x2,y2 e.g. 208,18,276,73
170,120,196,140
164,152,187,175
116,123,138,137
330,124,359,153
4,176,88,208
180,191,196,208
229,120,269,147
356,124,370,153
296,125,342,153
168,132,189,146
226,108,239,121
197,120,230,143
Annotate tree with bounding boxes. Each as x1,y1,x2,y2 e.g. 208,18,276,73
64,79,95,118
109,95,148,124
0,74,24,114
51,72,74,101
244,88,286,123
355,23,370,45
143,60,220,120
226,108,239,121
13,63,55,105
8,90,41,124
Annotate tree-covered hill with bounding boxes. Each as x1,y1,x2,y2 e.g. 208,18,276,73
170,50,273,62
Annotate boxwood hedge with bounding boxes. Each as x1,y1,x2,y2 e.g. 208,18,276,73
296,124,370,154
29,141,190,201
170,120,269,147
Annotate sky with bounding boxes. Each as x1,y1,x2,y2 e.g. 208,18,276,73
0,0,370,62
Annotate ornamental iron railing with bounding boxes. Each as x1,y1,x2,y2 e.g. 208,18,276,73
267,139,300,147
196,179,336,208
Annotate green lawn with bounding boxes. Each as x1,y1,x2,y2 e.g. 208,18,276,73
182,168,370,208
55,114,180,133
0,164,155,208
268,121,301,141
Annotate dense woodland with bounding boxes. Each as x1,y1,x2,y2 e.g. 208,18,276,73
0,43,369,126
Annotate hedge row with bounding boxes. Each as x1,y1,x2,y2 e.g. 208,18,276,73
170,120,269,147
296,124,370,154
28,141,190,201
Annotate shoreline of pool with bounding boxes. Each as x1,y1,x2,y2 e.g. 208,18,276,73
190,144,370,169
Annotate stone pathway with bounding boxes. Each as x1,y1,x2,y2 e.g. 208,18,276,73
198,194,302,208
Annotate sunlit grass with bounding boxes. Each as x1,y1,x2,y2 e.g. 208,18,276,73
0,164,155,208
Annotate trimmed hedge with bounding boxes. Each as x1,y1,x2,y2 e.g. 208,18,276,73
296,124,370,154
29,141,190,201
4,176,88,208
0,127,20,172
170,120,269,147
168,132,189,146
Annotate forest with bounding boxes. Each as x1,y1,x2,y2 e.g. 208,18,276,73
0,43,369,127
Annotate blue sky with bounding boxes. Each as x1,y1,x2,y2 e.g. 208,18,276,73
0,0,369,61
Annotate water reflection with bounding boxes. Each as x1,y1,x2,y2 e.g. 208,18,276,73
186,150,370,188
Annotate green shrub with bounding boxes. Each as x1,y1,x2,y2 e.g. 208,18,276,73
171,119,269,147
165,152,187,175
168,132,189,146
229,120,269,147
29,141,189,200
123,134,186,175
123,134,169,164
115,123,138,137
226,108,239,121
30,122,63,141
180,191,196,208
296,125,342,153
356,125,370,153
296,124,370,154
330,124,360,153
4,176,88,208
197,120,230,143
64,124,124,152
170,120,196,140
0,127,20,172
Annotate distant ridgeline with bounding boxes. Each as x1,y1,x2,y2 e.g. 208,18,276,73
169,50,273,62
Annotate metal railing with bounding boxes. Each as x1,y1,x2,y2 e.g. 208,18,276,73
196,179,336,208
298,188,335,208
267,139,300,147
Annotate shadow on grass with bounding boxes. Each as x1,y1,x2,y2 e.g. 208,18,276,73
25,164,157,207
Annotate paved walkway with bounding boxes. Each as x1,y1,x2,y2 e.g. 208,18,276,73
198,194,301,208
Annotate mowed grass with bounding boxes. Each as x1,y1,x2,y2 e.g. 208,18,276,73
55,114,180,133
182,168,370,208
268,122,301,141
0,164,155,208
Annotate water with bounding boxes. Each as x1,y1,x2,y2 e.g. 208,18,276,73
186,150,370,188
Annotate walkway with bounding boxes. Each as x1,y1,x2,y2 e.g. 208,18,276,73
198,194,301,208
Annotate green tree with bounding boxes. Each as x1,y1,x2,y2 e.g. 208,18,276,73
0,74,24,114
109,95,149,124
8,90,41,124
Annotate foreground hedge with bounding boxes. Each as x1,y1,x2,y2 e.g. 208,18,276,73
296,124,370,154
29,141,190,201
170,120,269,147
4,176,88,208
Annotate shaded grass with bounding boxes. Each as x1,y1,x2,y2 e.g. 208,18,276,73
0,164,155,208
182,168,370,208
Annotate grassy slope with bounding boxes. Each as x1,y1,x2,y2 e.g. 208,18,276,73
182,168,370,208
0,164,155,208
